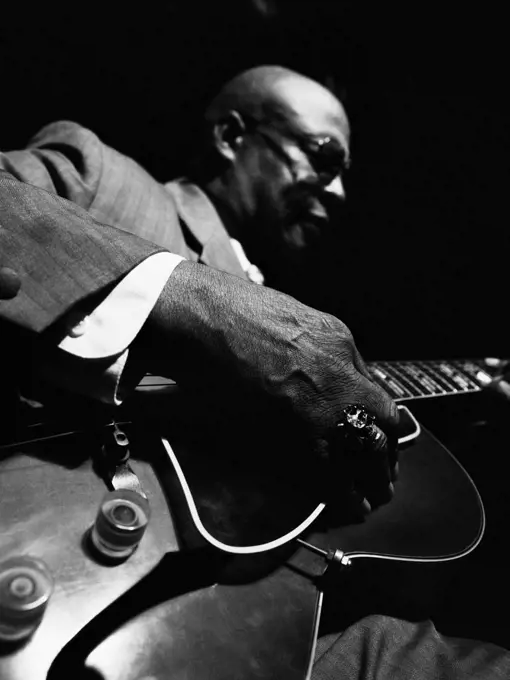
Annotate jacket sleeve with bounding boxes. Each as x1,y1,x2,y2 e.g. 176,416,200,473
0,170,164,336
0,120,191,257
0,121,102,209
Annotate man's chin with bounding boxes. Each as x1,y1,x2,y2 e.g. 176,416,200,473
285,221,324,253
251,221,323,286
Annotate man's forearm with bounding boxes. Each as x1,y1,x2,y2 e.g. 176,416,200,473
135,260,259,384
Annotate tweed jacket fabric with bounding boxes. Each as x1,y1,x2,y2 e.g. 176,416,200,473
0,120,247,281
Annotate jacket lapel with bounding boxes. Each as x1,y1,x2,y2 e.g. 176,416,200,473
164,180,248,280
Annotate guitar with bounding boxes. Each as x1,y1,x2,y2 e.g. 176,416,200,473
0,358,491,680
136,357,491,554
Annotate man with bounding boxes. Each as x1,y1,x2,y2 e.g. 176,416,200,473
0,65,393,445
0,67,349,285
1,67,508,678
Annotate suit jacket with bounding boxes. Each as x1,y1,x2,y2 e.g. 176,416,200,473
0,167,165,432
0,120,247,281
0,122,247,412
0,170,161,336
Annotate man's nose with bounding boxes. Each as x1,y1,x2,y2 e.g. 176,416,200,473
323,175,346,200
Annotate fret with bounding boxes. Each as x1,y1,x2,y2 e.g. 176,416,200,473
435,362,476,392
368,358,495,402
449,363,483,390
368,363,414,399
452,361,491,388
401,362,447,395
396,362,445,396
379,362,427,397
416,362,462,394
425,362,468,393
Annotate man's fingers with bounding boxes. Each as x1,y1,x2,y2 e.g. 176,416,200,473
352,345,372,382
393,461,399,481
354,452,394,509
332,373,400,510
350,425,395,509
354,374,400,434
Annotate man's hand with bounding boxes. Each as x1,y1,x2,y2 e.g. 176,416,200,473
141,260,399,511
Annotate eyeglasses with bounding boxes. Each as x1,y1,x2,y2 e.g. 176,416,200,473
244,116,350,186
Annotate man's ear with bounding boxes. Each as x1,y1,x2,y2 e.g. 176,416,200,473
213,111,246,162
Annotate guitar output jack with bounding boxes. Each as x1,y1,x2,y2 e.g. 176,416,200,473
296,538,351,567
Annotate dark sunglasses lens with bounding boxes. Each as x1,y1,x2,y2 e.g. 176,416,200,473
311,148,346,185
317,162,343,186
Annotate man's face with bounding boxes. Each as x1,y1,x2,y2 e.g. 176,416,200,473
229,92,351,275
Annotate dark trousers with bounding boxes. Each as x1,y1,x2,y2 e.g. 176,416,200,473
313,616,510,679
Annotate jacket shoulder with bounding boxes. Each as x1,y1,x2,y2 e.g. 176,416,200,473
28,120,101,151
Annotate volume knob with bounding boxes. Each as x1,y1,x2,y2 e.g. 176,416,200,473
89,489,150,561
0,555,54,642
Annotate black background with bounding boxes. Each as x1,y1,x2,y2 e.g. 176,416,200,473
1,2,508,361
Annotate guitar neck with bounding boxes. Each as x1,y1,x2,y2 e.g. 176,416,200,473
368,359,493,402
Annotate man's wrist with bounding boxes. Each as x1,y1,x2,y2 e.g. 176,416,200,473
139,260,248,382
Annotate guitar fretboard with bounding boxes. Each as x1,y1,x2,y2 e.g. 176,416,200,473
368,359,493,402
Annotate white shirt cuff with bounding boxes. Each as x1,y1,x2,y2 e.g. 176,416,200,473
57,252,184,404
59,251,184,358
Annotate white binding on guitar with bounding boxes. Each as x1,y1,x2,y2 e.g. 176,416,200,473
159,405,421,555
157,358,493,556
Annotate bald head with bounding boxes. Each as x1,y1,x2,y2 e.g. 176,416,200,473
195,66,351,280
205,66,349,142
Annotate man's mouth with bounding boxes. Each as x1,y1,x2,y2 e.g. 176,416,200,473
302,204,330,235
306,212,328,228
304,196,329,223
283,196,330,249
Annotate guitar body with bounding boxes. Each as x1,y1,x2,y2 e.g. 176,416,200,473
156,401,484,563
0,429,320,680
135,356,491,557
0,366,487,679
308,424,484,561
